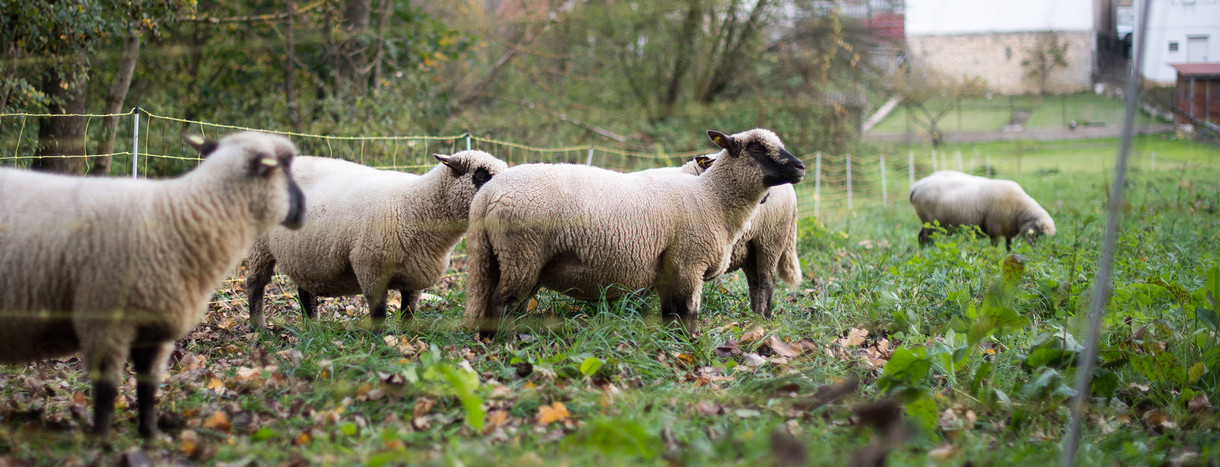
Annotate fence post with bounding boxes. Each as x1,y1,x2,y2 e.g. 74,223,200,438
586,147,595,165
908,150,915,189
814,152,822,219
131,107,140,178
955,150,963,172
931,150,937,171
972,147,979,174
846,154,853,214
880,153,887,204
465,133,471,151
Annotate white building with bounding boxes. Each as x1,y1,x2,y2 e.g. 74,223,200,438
905,0,1097,94
1134,0,1220,84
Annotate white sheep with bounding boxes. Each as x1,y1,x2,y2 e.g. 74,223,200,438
908,170,1056,249
464,129,806,336
646,154,802,318
0,131,306,438
245,150,508,328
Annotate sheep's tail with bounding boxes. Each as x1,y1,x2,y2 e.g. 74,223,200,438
463,199,499,334
777,224,802,286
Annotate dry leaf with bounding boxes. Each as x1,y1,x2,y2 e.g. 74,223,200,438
740,325,766,342
206,376,226,395
202,411,231,433
236,367,261,382
765,336,800,358
537,402,570,425
179,430,200,456
292,431,312,446
486,410,510,430
928,444,955,460
742,353,768,366
714,339,742,358
1187,394,1212,413
413,398,435,419
695,400,724,415
836,327,869,347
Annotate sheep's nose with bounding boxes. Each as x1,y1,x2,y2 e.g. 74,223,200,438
793,160,806,171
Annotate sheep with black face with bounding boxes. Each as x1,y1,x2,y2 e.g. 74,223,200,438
246,150,508,327
0,131,306,439
464,129,805,336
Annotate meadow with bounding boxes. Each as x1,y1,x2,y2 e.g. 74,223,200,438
0,134,1218,466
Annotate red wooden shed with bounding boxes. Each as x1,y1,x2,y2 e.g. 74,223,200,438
1171,63,1220,128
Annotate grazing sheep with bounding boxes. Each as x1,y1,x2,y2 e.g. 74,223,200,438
465,129,805,336
245,150,508,328
908,170,1056,249
648,154,802,318
0,132,306,438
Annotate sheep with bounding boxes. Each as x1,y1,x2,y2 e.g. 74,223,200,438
245,150,508,328
0,131,306,439
908,170,1056,250
464,128,805,336
644,154,803,318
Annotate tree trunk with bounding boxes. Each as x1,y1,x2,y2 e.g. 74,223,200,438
660,0,702,119
337,0,372,99
93,30,141,176
32,64,88,175
284,1,301,130
698,0,770,104
370,0,393,93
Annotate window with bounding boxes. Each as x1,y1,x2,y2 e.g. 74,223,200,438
1169,41,1180,52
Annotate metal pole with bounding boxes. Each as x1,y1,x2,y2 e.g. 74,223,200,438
846,154,853,213
908,150,915,189
880,153,887,204
1062,0,1150,464
814,152,824,220
132,107,140,178
465,133,471,151
586,147,595,165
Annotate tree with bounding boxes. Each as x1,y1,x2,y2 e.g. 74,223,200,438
892,66,986,148
1022,31,1069,100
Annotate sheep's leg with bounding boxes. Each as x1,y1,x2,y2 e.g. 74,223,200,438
297,288,318,319
82,331,133,438
130,341,172,439
657,260,702,335
742,249,777,319
399,289,421,319
245,237,276,328
917,227,933,247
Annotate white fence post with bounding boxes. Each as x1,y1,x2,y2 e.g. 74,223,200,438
586,147,595,165
880,153,887,204
931,150,937,171
465,133,471,151
846,154,853,213
132,108,140,179
971,147,979,174
955,150,963,172
814,152,822,219
908,150,915,189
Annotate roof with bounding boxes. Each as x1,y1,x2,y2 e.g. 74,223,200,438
1170,63,1220,77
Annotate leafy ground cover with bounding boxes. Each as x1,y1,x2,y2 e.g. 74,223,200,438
1,137,1218,466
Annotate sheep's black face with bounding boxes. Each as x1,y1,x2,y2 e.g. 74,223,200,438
709,129,805,187
434,150,509,197
472,167,492,189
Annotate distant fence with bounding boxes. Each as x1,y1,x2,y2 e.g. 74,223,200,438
2,108,1214,230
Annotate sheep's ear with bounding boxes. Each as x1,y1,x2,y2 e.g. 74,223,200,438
434,154,466,174
183,133,219,158
707,130,737,154
254,154,280,177
695,155,715,170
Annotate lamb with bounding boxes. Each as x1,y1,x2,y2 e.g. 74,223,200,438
0,131,306,439
908,170,1056,249
464,128,805,336
645,154,802,318
245,150,508,328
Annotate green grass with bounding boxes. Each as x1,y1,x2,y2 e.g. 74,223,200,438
869,93,1167,134
2,137,1219,465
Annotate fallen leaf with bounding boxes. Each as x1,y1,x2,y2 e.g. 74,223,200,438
202,411,231,433
836,327,869,347
537,402,570,425
742,353,768,366
413,398,435,419
206,376,226,395
928,444,955,460
714,339,742,358
236,367,261,382
1188,394,1212,413
179,430,200,456
695,400,724,415
766,335,799,358
292,431,312,446
740,326,766,342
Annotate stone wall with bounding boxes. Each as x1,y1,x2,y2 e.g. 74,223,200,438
907,31,1095,94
